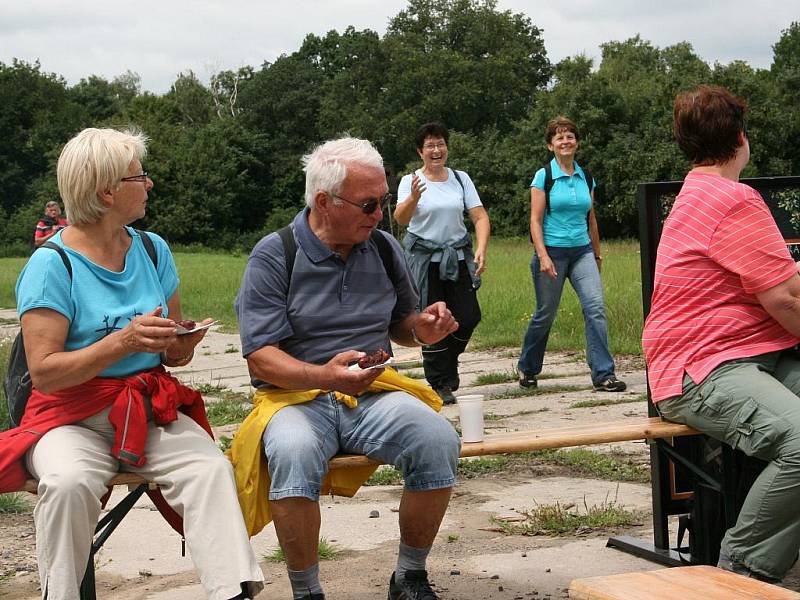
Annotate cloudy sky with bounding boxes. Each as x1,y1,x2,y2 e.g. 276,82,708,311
1,0,796,93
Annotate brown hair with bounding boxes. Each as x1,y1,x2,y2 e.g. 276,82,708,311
415,122,450,150
673,85,747,166
545,116,580,145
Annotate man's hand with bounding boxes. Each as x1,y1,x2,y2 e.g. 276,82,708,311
320,350,384,396
413,301,459,345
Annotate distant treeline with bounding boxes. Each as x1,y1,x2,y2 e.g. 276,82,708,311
1,0,798,253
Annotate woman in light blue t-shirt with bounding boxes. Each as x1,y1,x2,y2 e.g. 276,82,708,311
517,116,625,393
13,127,263,599
395,122,491,405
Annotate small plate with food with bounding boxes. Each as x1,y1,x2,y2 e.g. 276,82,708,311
349,348,393,371
175,319,217,335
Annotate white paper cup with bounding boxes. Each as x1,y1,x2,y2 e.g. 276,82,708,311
456,394,485,443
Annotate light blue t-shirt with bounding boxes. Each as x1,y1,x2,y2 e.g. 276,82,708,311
15,227,180,378
397,168,482,261
531,158,594,247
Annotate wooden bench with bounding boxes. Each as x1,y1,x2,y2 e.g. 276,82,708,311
15,416,697,600
568,565,800,599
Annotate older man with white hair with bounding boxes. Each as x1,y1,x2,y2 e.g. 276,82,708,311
233,137,461,600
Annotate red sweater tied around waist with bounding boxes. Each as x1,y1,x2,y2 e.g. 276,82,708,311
0,366,210,493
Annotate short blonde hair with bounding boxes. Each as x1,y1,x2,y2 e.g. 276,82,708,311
57,128,148,225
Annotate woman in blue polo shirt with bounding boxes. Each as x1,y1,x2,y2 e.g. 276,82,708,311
517,116,625,392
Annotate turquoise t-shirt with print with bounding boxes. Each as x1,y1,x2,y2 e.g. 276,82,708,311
15,227,179,378
531,158,594,248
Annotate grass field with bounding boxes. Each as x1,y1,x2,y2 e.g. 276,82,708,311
0,238,644,353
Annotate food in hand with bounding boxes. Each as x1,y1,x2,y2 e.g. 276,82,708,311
358,348,390,369
177,319,196,331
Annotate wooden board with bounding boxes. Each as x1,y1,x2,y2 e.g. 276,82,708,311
329,417,697,470
569,565,800,599
18,417,697,489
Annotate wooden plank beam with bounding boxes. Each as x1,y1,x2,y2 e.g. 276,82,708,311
17,417,697,491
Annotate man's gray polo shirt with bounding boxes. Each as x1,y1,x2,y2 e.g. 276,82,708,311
235,208,419,387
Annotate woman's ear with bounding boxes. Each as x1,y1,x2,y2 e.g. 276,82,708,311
97,188,114,208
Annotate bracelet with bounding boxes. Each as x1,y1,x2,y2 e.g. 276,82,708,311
160,351,193,366
595,255,603,261
411,326,426,346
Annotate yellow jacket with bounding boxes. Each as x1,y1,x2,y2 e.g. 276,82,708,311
227,368,442,536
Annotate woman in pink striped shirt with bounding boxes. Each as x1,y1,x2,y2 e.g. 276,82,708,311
643,85,800,583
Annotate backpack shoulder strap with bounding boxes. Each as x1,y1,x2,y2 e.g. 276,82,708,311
543,162,554,215
581,167,595,194
449,168,467,212
277,224,395,288
134,229,158,268
370,229,397,287
277,225,297,284
41,241,72,280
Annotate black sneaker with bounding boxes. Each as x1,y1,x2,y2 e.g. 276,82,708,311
388,570,438,599
518,373,537,389
435,387,456,405
593,376,626,392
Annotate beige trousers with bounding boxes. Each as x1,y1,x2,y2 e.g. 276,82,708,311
26,408,264,600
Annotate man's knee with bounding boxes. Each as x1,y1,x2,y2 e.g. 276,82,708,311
264,427,327,498
398,418,460,485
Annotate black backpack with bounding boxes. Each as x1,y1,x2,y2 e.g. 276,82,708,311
277,225,397,286
4,231,157,428
542,162,595,215
529,163,596,243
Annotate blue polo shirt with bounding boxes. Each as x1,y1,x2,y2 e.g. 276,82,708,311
531,158,594,247
234,208,419,388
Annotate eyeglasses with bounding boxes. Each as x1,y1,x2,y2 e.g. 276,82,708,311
332,192,392,214
120,172,149,183
422,142,447,151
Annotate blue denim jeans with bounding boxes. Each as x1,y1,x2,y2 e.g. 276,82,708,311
517,245,616,385
263,391,460,501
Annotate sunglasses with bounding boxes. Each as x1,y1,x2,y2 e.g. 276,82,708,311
332,192,392,214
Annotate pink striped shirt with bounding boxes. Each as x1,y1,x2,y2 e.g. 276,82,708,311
642,171,799,402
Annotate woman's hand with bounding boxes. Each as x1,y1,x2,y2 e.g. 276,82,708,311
163,317,213,365
411,173,427,202
539,255,557,279
473,248,486,276
119,306,177,354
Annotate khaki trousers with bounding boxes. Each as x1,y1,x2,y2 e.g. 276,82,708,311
26,408,264,600
658,349,800,580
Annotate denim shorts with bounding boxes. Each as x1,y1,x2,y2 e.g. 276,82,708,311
262,390,460,500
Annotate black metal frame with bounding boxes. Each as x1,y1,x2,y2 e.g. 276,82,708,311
607,175,800,565
78,484,148,600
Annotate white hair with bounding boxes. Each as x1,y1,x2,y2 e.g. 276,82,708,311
57,127,148,225
302,137,384,208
